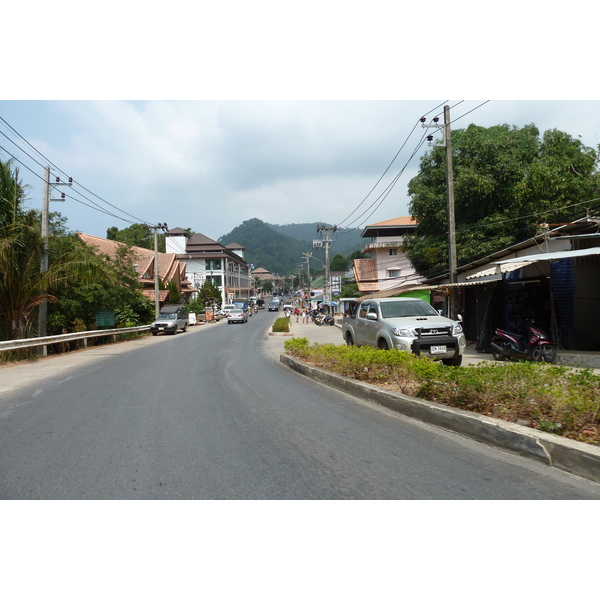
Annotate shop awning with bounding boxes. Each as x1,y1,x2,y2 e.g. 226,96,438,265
466,247,600,280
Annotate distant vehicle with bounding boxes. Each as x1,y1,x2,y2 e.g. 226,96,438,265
282,302,294,311
227,308,248,324
268,301,280,311
150,305,189,336
222,304,237,315
256,299,265,309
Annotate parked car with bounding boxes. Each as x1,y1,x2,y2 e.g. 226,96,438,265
227,308,248,324
150,305,189,335
341,297,466,366
268,301,280,311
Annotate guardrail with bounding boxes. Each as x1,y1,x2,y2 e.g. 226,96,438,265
0,325,151,353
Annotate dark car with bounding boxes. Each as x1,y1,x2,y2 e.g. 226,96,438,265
268,301,280,311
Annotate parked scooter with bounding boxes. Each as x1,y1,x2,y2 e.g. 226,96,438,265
490,321,557,363
314,313,335,326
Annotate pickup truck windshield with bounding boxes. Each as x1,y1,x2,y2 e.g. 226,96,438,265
380,300,438,318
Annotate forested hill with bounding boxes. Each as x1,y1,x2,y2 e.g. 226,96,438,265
218,218,364,274
268,222,364,258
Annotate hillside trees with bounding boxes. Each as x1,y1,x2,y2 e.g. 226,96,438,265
404,124,600,276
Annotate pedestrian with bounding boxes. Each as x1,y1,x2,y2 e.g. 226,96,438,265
294,307,300,322
303,308,309,324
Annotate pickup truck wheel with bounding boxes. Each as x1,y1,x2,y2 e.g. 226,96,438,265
377,339,389,350
442,355,463,367
345,332,354,346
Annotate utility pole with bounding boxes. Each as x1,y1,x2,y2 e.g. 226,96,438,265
302,253,312,304
315,225,336,310
146,223,168,318
421,106,458,318
39,167,71,356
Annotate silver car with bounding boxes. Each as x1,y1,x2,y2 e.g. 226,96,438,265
227,308,248,324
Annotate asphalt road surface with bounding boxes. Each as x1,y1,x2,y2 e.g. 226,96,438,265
2,311,600,499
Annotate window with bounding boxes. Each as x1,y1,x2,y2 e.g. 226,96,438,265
388,248,398,256
388,270,399,278
205,259,222,270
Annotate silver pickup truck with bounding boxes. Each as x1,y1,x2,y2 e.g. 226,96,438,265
342,297,466,366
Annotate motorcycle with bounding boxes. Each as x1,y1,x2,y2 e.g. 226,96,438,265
314,313,335,326
490,322,557,363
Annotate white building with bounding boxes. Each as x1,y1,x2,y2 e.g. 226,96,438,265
353,217,424,293
165,228,251,305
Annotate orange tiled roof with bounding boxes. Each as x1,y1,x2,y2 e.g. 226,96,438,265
367,216,417,227
78,233,189,292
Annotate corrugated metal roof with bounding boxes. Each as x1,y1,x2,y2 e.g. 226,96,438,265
466,247,600,279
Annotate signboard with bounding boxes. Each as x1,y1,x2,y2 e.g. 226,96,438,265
95,309,115,328
330,276,341,294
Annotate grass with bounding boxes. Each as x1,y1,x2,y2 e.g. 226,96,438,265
283,338,600,446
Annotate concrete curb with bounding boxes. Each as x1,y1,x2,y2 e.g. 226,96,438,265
280,354,600,484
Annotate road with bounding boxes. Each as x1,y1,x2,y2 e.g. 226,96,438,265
1,310,600,499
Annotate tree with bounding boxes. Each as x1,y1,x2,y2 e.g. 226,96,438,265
330,253,349,271
404,124,600,276
107,223,166,252
46,236,153,334
198,279,221,309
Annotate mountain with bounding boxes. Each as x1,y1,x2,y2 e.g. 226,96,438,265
218,218,365,274
267,222,365,258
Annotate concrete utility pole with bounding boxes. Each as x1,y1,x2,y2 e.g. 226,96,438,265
146,223,168,318
421,107,458,318
315,225,337,309
302,253,312,303
38,167,71,356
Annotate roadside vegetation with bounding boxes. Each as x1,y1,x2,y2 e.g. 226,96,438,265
272,317,291,333
284,338,600,446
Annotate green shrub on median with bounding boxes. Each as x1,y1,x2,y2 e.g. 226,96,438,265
272,317,291,333
283,338,600,446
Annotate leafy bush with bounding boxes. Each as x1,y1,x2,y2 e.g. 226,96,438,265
284,342,600,445
272,317,291,333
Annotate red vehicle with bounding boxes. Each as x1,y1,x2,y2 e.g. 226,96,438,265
490,322,556,363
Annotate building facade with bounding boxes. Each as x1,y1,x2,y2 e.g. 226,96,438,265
165,229,251,305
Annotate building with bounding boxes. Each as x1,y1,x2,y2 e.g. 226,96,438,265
165,228,251,305
78,233,195,306
353,217,424,293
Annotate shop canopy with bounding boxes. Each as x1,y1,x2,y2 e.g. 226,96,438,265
465,247,600,280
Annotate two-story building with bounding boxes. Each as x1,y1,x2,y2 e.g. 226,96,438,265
353,217,424,294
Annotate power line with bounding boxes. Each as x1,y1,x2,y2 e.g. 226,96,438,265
336,100,449,229
0,115,154,227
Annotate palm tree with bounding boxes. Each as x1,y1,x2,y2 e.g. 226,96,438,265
0,159,108,340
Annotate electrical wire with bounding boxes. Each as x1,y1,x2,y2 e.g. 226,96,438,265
0,115,155,227
336,100,449,230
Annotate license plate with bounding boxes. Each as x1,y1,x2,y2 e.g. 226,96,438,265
158,326,164,330
430,345,446,354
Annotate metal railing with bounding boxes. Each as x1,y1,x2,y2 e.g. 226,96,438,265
0,326,151,353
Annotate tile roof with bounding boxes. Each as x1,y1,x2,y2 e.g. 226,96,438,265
353,258,380,292
367,216,417,227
